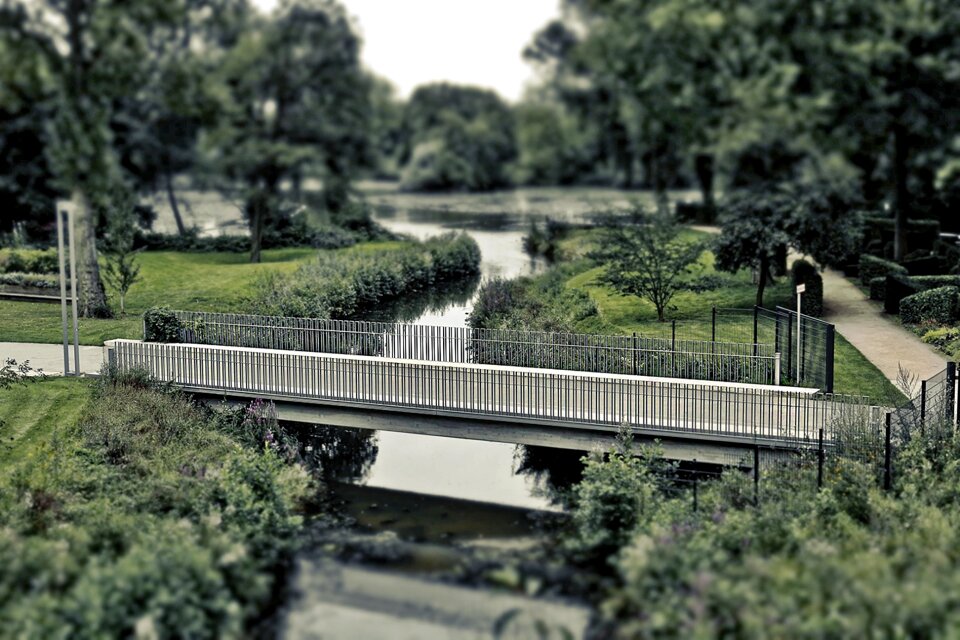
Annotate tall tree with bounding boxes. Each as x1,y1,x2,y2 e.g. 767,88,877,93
206,0,371,262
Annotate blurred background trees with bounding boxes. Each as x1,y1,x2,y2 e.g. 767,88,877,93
1,0,959,308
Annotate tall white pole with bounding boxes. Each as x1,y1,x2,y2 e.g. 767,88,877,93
796,284,805,384
56,205,70,375
67,205,80,374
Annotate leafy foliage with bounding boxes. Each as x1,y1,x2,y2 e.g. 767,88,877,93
860,254,908,286
792,260,823,317
143,307,182,343
592,209,711,322
900,286,960,325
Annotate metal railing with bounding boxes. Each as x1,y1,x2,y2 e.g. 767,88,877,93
160,310,782,385
106,340,880,446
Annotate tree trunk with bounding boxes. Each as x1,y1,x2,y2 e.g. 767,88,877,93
694,154,715,221
756,254,769,307
893,122,910,262
250,195,265,264
165,171,186,235
71,189,112,318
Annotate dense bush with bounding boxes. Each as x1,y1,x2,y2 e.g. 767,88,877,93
0,248,59,275
921,327,960,359
791,259,823,316
554,426,960,638
0,272,58,290
860,254,907,285
468,266,599,334
862,216,941,258
143,307,183,343
900,286,960,325
0,376,311,637
249,233,481,318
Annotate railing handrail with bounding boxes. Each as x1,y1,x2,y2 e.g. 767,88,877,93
108,339,813,394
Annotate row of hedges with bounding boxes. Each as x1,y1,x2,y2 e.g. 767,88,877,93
860,254,908,286
792,260,823,317
245,233,481,319
900,286,960,325
0,272,59,289
0,248,59,275
137,223,364,253
0,373,312,637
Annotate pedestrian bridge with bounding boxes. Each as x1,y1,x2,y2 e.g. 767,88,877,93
104,339,881,464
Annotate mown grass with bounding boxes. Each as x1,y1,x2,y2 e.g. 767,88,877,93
507,228,901,400
0,377,91,467
0,244,404,345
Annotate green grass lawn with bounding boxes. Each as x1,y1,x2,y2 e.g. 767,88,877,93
0,246,337,344
554,230,901,401
0,377,91,466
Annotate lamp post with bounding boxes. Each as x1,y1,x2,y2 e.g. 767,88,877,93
56,201,81,375
796,283,805,384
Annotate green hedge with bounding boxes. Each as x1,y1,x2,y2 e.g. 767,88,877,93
143,307,183,342
863,217,941,257
0,248,59,275
869,277,886,302
900,286,960,325
249,233,481,319
860,254,907,286
792,260,823,317
0,272,59,289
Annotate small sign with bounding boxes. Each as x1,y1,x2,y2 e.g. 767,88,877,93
796,284,806,294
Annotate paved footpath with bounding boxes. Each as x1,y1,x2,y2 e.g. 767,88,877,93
0,342,103,376
820,268,948,393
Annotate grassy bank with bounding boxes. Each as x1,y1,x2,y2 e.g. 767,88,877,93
475,229,900,400
0,374,311,637
0,233,479,344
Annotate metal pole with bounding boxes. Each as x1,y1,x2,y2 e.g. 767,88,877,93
884,413,892,491
796,292,802,384
753,445,760,505
68,205,80,374
817,428,824,490
920,379,927,436
774,353,781,385
56,207,70,376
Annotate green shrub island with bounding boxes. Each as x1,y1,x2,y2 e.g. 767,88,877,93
859,254,907,286
869,276,887,301
791,259,823,317
249,233,481,319
899,286,960,325
0,373,312,637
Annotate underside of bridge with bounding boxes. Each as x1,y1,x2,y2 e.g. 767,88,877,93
190,390,781,467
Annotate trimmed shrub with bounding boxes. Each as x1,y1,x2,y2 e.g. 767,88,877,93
0,248,59,275
0,272,59,290
792,260,823,317
900,286,960,325
869,277,886,302
860,254,907,286
143,307,182,343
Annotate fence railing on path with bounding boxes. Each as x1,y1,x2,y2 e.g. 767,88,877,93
159,310,783,386
106,339,879,448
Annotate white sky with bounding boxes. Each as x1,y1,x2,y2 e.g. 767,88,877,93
252,0,560,102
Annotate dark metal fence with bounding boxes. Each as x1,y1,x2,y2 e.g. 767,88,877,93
161,310,782,385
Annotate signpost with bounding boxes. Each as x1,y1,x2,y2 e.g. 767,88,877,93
796,283,805,384
56,201,81,375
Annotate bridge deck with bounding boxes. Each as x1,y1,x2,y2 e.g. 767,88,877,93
105,340,882,448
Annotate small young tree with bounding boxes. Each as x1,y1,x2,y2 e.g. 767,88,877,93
102,206,144,318
592,208,709,322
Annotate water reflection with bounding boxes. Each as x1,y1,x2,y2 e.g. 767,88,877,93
289,423,380,484
514,446,588,510
363,272,480,324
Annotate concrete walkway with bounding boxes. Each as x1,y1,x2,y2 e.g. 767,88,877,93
280,558,590,640
0,342,103,376
820,269,948,393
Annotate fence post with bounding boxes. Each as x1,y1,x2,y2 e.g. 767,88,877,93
817,428,824,490
671,320,676,351
692,459,698,512
711,306,717,353
753,445,760,505
884,413,893,491
947,362,956,425
920,379,927,436
753,306,759,357
825,324,836,394
785,313,793,385
632,332,638,376
774,353,781,386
